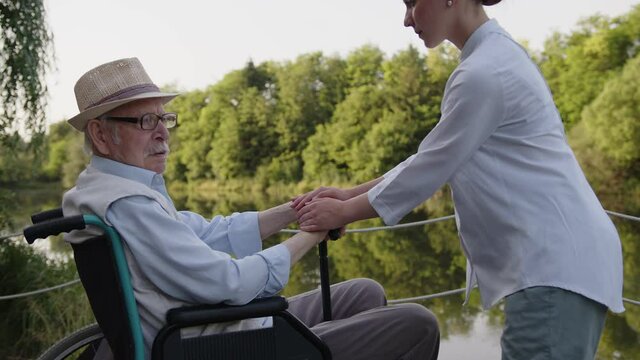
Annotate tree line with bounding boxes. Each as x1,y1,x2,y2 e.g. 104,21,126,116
5,5,633,202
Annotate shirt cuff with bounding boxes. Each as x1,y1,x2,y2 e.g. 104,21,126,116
228,211,262,257
368,177,403,226
257,244,291,296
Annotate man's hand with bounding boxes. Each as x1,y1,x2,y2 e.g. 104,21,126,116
291,186,351,211
257,203,297,240
284,230,328,265
297,197,346,232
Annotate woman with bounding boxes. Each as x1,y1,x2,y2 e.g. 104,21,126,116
293,0,624,359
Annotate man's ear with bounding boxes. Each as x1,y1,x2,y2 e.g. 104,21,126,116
86,119,111,155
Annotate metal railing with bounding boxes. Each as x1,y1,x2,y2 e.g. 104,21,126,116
1,210,638,305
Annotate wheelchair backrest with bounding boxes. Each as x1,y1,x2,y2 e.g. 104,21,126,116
73,233,137,360
26,210,145,360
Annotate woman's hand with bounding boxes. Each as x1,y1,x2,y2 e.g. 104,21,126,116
296,197,346,232
291,186,351,211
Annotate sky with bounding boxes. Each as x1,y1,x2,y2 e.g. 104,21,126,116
44,0,639,126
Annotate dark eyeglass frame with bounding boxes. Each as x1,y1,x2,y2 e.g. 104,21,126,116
102,112,178,130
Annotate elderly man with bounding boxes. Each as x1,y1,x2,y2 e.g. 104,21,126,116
62,58,439,360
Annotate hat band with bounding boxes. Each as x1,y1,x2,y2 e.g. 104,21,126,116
87,83,161,109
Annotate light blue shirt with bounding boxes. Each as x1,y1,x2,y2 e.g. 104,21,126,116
90,155,291,305
62,156,291,358
63,156,292,357
368,20,624,312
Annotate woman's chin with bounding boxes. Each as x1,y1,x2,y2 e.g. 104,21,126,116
423,37,443,49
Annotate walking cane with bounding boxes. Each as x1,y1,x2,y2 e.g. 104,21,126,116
320,229,341,322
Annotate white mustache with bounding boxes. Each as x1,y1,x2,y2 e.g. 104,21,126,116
145,143,170,156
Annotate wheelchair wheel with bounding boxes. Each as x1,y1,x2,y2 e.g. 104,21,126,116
37,323,105,360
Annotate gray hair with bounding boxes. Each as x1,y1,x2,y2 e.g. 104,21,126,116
83,117,121,154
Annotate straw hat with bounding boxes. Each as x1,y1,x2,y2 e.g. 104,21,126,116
68,57,178,131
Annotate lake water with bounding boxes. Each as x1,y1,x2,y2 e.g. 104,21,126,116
6,182,639,359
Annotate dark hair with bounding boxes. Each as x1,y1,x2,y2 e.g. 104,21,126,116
481,0,502,5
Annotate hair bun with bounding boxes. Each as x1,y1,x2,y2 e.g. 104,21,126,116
482,0,502,5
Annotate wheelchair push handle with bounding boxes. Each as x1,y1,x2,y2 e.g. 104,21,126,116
23,215,86,244
31,208,64,224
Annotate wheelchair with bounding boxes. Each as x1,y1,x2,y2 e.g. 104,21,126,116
24,208,333,360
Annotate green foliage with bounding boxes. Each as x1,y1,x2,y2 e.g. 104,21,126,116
165,55,350,184
365,48,441,173
165,88,209,181
209,86,278,179
344,44,385,89
39,120,89,188
582,53,640,167
301,45,454,183
303,85,386,182
0,0,55,225
566,122,625,208
0,119,85,207
0,189,14,230
60,134,89,189
0,0,54,144
425,44,459,100
274,52,347,156
0,241,93,359
163,44,456,186
0,133,46,184
166,61,281,182
539,6,640,129
256,152,303,184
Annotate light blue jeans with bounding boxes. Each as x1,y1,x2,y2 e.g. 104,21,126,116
501,286,607,360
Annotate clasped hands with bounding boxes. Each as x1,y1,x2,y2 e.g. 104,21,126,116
291,186,350,234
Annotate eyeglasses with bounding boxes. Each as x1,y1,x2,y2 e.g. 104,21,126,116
102,113,178,130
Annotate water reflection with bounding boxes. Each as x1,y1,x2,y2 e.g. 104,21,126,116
5,183,73,259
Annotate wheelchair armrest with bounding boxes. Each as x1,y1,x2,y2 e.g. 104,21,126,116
166,296,288,328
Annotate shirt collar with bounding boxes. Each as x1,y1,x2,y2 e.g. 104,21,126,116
460,19,503,61
90,155,160,188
